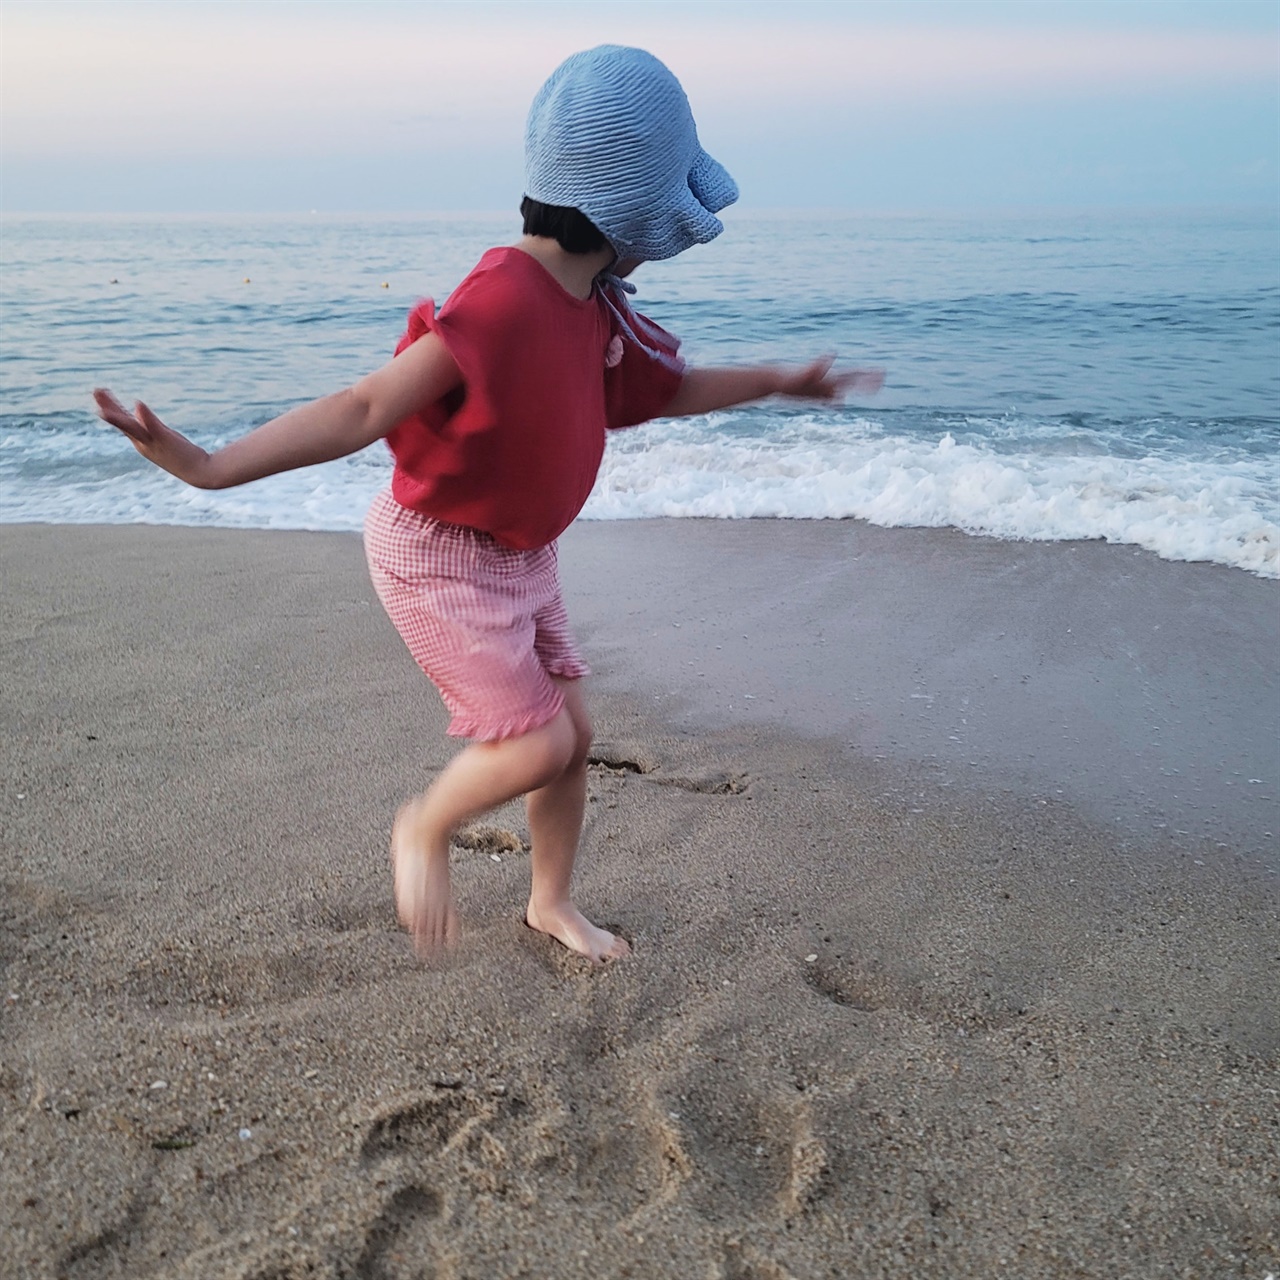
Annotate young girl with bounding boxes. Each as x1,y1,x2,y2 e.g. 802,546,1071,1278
93,46,883,964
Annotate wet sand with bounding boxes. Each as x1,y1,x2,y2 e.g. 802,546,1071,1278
1,521,1276,1279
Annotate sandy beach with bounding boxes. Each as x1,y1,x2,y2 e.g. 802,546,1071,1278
2,520,1276,1279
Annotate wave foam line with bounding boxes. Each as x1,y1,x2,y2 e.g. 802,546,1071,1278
2,418,1275,579
585,422,1279,579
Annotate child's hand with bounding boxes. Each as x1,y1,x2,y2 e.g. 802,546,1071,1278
93,390,216,488
775,356,885,402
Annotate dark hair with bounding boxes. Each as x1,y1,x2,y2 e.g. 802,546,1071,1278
520,197,609,255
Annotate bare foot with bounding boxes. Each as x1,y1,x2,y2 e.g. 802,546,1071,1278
391,803,458,957
525,899,631,965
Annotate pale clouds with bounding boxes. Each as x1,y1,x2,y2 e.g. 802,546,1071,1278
2,1,1275,209
5,7,1274,157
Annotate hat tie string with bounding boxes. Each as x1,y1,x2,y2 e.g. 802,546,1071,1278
597,276,685,375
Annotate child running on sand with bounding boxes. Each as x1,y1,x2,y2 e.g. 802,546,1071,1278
94,46,883,964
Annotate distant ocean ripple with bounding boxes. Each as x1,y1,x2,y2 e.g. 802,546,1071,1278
2,210,1276,577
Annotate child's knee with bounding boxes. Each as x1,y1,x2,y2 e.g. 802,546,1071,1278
539,707,592,782
567,714,592,773
529,708,580,783
552,680,592,772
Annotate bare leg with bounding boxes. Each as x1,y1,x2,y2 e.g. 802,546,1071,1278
394,710,577,957
524,679,632,964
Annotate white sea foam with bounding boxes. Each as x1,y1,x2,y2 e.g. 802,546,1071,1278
0,434,393,533
2,414,1276,579
585,416,1278,578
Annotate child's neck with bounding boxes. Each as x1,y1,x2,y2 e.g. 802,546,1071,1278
514,236,616,301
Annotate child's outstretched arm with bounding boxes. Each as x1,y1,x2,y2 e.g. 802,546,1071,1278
662,356,882,418
94,332,461,490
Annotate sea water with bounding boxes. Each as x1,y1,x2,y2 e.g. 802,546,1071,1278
2,209,1276,577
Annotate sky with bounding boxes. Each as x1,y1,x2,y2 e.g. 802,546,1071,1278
2,0,1276,213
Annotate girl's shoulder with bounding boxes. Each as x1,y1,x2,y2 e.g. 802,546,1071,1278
442,247,605,332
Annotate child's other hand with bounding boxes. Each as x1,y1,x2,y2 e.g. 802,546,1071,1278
776,356,884,402
93,389,217,488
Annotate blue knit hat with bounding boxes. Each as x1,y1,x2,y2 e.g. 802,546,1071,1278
524,45,738,263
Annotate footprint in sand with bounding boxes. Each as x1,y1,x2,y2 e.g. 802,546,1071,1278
656,1059,832,1227
587,743,658,774
353,1185,442,1280
588,744,749,796
801,955,1027,1030
577,1099,691,1221
651,769,750,795
57,1196,147,1280
664,1080,788,1222
359,1087,497,1165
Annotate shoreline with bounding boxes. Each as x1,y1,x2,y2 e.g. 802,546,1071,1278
5,514,1276,850
2,521,1277,1277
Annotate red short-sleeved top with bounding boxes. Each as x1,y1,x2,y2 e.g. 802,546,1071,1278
385,247,684,550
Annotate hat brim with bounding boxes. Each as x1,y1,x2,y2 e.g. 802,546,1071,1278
688,147,738,216
593,147,739,262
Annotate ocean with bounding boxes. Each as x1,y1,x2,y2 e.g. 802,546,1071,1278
2,209,1276,577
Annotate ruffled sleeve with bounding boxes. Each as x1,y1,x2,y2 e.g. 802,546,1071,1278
385,271,530,505
385,298,465,498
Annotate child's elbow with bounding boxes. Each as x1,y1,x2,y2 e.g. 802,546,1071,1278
352,388,398,447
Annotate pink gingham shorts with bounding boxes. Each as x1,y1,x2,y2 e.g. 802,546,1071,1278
363,488,589,741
